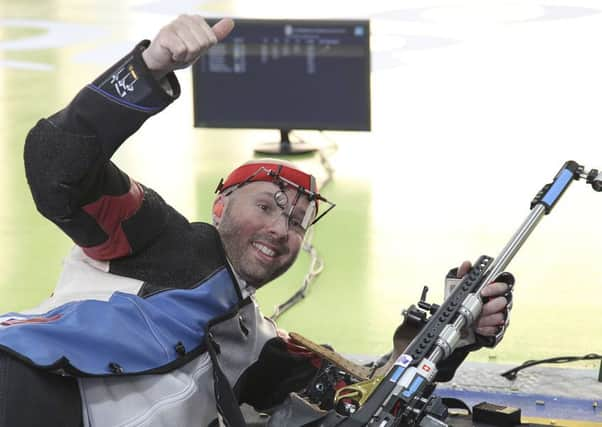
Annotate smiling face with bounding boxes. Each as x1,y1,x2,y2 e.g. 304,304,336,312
215,181,311,289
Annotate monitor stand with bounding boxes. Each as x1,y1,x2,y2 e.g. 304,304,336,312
254,129,318,156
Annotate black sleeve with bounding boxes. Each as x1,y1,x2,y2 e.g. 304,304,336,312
24,41,181,260
235,337,320,411
434,347,473,382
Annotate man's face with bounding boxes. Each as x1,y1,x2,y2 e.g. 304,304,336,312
216,181,311,289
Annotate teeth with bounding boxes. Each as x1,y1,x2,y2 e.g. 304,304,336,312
253,242,276,257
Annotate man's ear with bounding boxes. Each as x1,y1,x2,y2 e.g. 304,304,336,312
212,195,225,226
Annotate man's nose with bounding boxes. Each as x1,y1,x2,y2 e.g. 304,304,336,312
266,212,289,240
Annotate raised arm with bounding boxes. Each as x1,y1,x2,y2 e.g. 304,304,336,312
23,16,234,261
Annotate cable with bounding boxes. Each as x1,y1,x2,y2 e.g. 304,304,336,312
269,136,336,321
270,226,325,320
500,353,602,380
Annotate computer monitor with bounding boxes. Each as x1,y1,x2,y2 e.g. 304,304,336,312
192,18,371,155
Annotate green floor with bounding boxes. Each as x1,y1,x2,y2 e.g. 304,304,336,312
1,0,601,370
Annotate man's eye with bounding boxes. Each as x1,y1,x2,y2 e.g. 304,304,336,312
257,203,270,212
289,217,304,229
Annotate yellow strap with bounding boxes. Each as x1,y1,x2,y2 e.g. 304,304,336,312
289,332,371,381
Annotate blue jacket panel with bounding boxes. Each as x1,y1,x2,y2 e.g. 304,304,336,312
0,267,240,375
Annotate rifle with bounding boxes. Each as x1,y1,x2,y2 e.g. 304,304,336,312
316,161,602,427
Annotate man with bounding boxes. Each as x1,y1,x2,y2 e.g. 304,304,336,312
0,15,512,427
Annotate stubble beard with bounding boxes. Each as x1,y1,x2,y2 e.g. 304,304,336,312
218,215,297,289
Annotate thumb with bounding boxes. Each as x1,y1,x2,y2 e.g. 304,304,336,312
457,260,471,278
211,18,235,42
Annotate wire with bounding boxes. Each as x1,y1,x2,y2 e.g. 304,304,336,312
500,353,602,380
269,136,336,321
270,226,325,320
316,130,340,154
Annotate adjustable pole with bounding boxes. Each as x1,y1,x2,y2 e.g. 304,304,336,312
429,160,597,370
338,160,602,427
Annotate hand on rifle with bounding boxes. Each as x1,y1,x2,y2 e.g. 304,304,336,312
450,261,514,348
457,261,513,337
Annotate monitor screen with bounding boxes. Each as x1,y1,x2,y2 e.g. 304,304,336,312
192,18,371,132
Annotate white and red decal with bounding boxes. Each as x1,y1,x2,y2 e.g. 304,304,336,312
418,358,437,381
0,314,62,327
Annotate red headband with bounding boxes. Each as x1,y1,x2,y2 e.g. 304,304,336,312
217,162,318,195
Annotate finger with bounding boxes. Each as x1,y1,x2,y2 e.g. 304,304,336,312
212,17,235,42
476,312,505,328
476,326,500,336
158,29,189,63
173,16,205,63
457,261,471,278
481,296,508,316
480,281,509,298
191,16,218,46
187,15,218,51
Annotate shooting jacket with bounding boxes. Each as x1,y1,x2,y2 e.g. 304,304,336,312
0,41,316,426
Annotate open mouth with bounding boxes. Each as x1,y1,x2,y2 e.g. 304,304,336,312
252,241,278,259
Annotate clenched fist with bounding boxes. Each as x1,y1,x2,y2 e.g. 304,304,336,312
142,15,235,79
